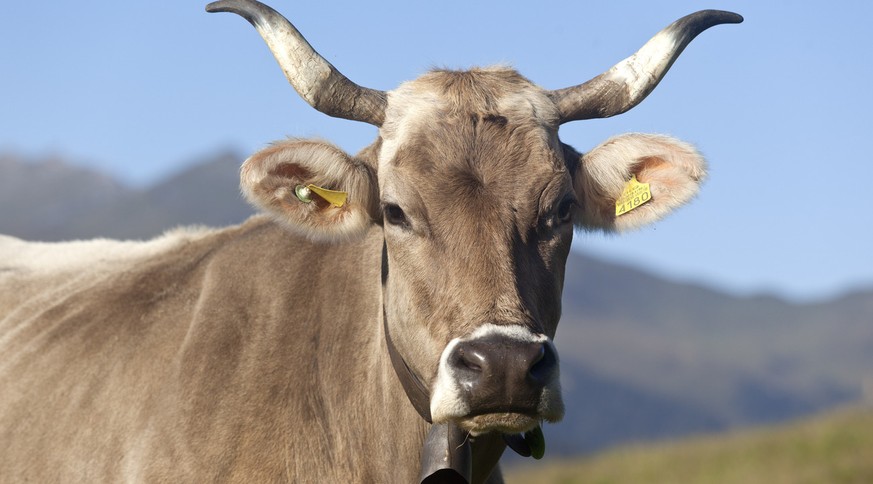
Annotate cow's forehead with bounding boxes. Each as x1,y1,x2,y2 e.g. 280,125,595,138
377,67,561,177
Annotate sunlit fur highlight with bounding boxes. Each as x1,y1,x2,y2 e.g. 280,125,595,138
241,139,380,242
572,133,706,232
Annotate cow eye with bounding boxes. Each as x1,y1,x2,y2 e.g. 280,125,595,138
556,198,576,224
383,203,409,228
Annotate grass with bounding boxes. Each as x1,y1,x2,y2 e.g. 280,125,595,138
506,406,873,484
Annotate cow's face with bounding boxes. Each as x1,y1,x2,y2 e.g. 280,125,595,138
239,68,707,434
376,70,571,432
211,0,737,435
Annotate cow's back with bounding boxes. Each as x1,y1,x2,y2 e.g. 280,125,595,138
0,216,422,482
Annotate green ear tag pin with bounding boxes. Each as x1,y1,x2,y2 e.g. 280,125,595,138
525,425,545,460
294,185,312,203
293,184,347,207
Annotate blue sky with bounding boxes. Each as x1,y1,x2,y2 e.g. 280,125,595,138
2,1,871,301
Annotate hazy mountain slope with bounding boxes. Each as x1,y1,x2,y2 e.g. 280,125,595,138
555,253,869,437
0,151,253,241
543,364,724,455
97,151,253,240
0,154,128,240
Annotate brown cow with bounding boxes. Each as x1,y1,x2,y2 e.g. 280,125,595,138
0,1,741,482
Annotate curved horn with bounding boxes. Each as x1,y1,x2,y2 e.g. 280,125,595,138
549,10,743,123
206,0,387,126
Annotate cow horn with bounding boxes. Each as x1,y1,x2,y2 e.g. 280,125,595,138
549,10,743,123
206,0,387,126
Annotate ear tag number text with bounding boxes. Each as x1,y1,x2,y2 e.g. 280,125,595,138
615,175,652,217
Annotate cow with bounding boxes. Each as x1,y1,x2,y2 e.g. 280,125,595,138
0,1,741,482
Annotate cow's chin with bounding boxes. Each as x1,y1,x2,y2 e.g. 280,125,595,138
455,412,540,436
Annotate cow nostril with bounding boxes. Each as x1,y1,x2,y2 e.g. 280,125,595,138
529,343,555,382
456,347,484,373
530,344,545,368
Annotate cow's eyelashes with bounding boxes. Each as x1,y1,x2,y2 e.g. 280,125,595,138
383,203,410,228
537,197,576,234
556,198,576,224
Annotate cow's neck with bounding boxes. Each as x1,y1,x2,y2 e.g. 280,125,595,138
379,239,506,483
383,307,433,423
178,219,430,481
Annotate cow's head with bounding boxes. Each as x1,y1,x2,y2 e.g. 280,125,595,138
209,0,740,436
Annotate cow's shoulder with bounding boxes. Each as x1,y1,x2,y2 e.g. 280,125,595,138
0,214,383,321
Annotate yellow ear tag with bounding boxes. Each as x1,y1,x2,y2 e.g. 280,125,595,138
306,184,347,208
615,175,652,217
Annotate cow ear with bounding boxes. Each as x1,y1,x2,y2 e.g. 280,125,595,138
241,139,380,242
572,133,706,232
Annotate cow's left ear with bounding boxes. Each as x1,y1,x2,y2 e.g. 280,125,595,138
241,139,380,242
571,133,706,232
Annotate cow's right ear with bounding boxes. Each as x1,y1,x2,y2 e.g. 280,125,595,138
241,139,380,242
571,133,706,232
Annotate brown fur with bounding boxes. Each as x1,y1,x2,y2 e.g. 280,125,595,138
0,68,705,483
0,219,436,482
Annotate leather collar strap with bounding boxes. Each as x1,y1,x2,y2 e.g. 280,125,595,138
383,310,433,423
382,311,506,483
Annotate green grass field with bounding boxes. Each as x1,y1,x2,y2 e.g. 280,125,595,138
507,406,873,484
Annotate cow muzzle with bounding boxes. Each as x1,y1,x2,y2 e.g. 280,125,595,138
430,324,564,434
